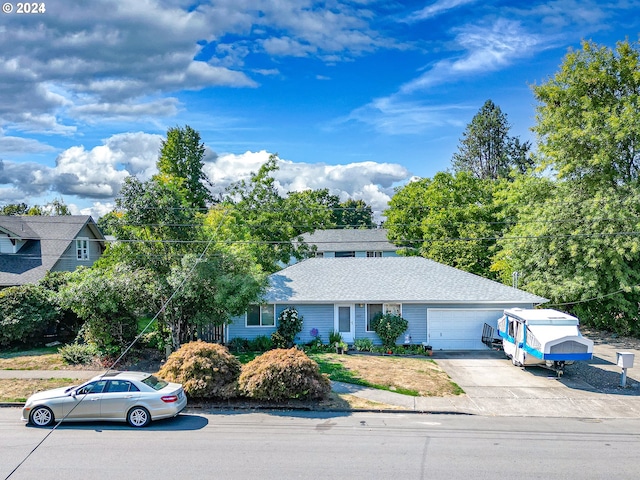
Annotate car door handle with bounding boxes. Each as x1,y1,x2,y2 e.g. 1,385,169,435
90,397,100,401
124,395,134,398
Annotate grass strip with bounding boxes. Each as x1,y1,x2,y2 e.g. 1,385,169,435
309,354,421,396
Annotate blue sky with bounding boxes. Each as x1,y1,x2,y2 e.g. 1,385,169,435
1,0,639,219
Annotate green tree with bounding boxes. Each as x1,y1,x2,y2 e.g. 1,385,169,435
156,125,213,209
0,203,30,215
57,265,152,355
492,182,640,334
43,198,71,215
96,211,121,236
495,39,640,334
224,155,340,272
452,99,532,179
162,252,265,348
386,172,502,277
0,199,70,216
0,284,60,348
335,199,374,229
99,159,265,348
532,39,640,188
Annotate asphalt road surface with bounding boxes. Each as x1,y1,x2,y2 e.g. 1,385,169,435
1,408,639,480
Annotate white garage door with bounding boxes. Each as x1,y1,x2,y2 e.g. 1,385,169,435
428,309,504,350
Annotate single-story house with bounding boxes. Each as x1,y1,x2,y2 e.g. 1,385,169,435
227,257,547,350
0,215,105,287
298,228,400,260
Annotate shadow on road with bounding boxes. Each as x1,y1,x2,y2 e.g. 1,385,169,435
30,413,209,431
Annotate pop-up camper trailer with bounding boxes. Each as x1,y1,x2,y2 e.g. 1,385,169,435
497,308,594,376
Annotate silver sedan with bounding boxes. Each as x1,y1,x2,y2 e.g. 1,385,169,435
21,371,187,428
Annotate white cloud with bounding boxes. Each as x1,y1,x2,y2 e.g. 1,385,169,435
4,132,409,219
406,0,479,22
69,98,181,122
0,0,388,133
205,151,410,217
0,134,56,153
261,37,316,57
399,19,543,95
51,132,163,198
343,18,545,135
346,98,470,135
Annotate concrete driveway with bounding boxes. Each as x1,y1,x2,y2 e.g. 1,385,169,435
428,344,640,418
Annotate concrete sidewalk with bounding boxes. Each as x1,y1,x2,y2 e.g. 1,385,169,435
3,343,640,418
331,379,640,418
0,370,103,380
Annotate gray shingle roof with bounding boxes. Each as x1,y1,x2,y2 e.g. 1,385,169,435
265,257,547,304
300,228,397,252
0,215,103,286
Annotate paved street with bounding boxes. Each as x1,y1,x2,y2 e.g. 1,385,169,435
2,408,640,480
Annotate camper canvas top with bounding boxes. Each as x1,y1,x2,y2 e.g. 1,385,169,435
504,308,580,326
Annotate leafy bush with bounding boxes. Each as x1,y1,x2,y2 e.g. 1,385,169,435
371,313,409,349
248,335,273,352
57,265,148,356
270,307,302,348
157,341,242,399
0,285,60,348
354,338,373,352
238,348,331,401
328,330,342,345
228,337,250,353
59,343,98,365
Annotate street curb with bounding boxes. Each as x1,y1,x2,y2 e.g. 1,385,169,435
0,402,470,416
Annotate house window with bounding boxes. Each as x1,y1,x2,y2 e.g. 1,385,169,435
335,251,355,257
315,252,324,258
366,303,403,331
366,251,382,257
366,304,383,331
384,303,402,316
246,304,275,327
76,238,89,261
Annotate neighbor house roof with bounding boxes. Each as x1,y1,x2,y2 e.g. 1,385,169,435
0,215,104,286
265,257,547,304
300,228,397,252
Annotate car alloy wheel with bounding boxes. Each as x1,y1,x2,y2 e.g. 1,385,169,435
30,406,54,427
127,406,151,427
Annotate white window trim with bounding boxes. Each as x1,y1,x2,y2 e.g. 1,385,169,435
366,303,402,332
76,237,89,261
246,304,276,327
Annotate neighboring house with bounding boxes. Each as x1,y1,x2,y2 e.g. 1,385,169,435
227,257,547,350
0,215,105,287
299,228,399,259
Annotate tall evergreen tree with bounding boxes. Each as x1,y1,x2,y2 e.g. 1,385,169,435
156,125,213,209
452,100,532,179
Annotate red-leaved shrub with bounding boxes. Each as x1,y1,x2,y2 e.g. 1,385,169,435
238,348,331,401
157,341,241,399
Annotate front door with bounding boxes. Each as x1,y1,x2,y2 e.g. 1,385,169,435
335,304,354,343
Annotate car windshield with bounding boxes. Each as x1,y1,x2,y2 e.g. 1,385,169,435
141,375,168,391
